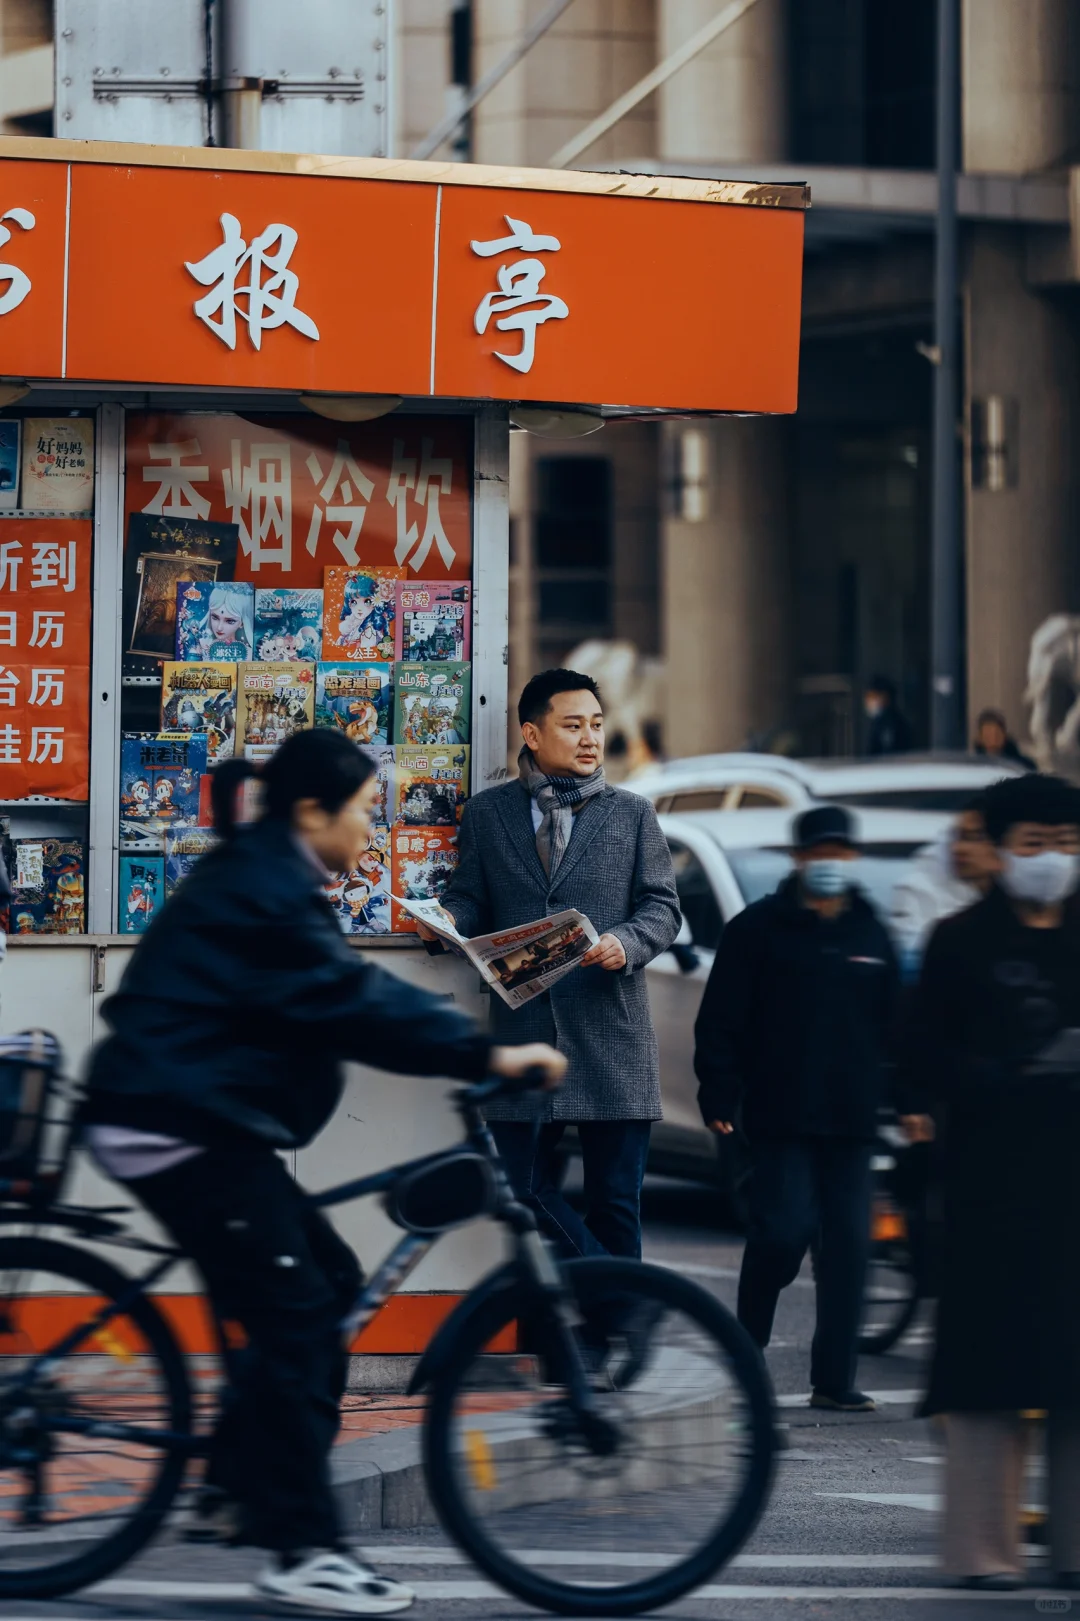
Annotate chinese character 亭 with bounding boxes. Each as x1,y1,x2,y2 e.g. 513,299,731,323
0,206,35,317
28,726,63,765
185,213,321,352
223,440,292,571
0,722,20,762
30,541,77,592
141,439,212,519
0,667,18,707
0,611,15,647
387,439,456,572
471,215,568,375
0,539,21,591
28,668,64,707
29,610,63,649
305,442,375,566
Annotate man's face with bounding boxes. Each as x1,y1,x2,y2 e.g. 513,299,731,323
978,720,1006,754
952,810,994,882
997,821,1080,860
522,689,605,778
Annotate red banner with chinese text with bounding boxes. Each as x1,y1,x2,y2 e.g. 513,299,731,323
124,415,472,590
0,518,92,800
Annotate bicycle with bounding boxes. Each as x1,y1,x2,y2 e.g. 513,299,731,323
858,1117,932,1356
0,1030,777,1617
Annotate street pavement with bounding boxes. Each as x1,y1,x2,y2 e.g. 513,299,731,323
4,1178,1055,1621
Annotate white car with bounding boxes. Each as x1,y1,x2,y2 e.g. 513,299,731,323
626,751,1025,818
645,805,949,1215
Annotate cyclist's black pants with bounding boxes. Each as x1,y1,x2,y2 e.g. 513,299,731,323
132,1145,363,1553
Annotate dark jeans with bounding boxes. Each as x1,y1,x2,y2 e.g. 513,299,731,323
737,1136,873,1396
133,1146,362,1553
490,1120,651,1260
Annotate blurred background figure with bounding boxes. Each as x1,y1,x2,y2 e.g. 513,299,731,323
890,797,996,976
973,707,1036,771
864,677,913,757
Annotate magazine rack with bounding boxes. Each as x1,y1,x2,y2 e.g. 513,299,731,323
0,1030,73,1206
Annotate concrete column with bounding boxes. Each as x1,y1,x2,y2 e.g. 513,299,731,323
657,0,788,164
962,0,1080,174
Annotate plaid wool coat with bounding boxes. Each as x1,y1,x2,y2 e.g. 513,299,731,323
440,780,681,1121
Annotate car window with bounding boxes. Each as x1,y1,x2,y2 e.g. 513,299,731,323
831,789,985,812
724,843,924,922
666,838,723,950
664,788,733,814
735,786,791,809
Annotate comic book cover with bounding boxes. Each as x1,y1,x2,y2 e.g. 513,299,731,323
160,662,237,763
236,662,315,757
175,580,255,663
254,588,323,663
118,855,165,934
323,824,391,936
119,731,209,852
394,745,469,827
315,662,391,745
393,662,470,746
9,839,85,935
322,566,403,663
363,744,394,825
164,826,220,897
394,581,471,662
123,512,238,674
391,826,459,933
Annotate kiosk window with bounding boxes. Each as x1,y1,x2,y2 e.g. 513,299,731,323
667,838,723,950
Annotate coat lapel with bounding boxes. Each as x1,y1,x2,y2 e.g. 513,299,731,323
495,782,550,891
547,788,618,892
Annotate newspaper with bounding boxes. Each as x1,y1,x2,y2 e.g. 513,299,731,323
392,896,599,1009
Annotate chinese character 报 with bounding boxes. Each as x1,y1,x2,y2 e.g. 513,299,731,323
387,439,455,572
0,207,35,318
471,215,568,374
305,442,375,566
186,213,321,352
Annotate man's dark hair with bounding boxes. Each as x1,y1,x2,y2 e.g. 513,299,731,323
976,707,1007,732
867,674,896,702
980,772,1080,844
518,668,603,729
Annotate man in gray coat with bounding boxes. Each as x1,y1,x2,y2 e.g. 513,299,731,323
430,668,680,1260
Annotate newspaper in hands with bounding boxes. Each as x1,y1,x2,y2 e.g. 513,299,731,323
391,897,599,1009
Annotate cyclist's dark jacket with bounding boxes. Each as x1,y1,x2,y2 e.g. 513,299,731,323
693,874,898,1140
84,817,491,1149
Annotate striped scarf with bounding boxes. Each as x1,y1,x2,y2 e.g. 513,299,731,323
518,746,607,878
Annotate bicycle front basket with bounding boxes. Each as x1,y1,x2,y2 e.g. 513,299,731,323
0,1029,65,1197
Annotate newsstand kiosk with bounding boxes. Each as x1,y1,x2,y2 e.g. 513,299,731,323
0,135,805,1348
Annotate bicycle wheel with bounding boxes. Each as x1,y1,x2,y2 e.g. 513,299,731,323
424,1257,776,1617
0,1235,192,1600
858,1241,920,1355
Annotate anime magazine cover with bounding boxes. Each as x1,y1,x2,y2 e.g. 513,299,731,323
393,663,470,745
254,588,323,663
160,663,237,763
394,745,469,827
164,826,219,898
315,662,391,745
363,744,395,825
236,662,315,757
118,856,164,934
391,827,459,933
9,839,85,935
323,824,391,936
175,580,255,663
119,732,209,852
394,581,471,662
322,566,403,663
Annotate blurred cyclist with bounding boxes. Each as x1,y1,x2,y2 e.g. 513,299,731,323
82,729,564,1616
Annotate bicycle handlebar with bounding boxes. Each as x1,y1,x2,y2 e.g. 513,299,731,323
458,1065,555,1108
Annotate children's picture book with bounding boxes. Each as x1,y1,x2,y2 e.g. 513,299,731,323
315,662,391,745
393,662,470,746
254,588,323,663
9,839,85,935
394,581,471,662
236,662,315,757
119,731,209,852
160,662,237,763
175,580,255,663
123,512,239,673
164,826,220,897
394,745,469,827
20,418,94,512
363,744,395,825
118,856,165,934
323,824,391,936
322,566,403,663
390,827,459,933
0,419,20,510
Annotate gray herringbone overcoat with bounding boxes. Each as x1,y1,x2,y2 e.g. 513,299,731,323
440,781,681,1121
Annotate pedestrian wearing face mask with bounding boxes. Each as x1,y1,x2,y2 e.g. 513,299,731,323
901,773,1080,1591
694,805,899,1411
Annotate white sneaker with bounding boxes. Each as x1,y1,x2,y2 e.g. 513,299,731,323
256,1550,415,1615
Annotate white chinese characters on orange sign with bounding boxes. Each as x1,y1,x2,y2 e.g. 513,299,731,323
471,215,568,375
185,214,320,352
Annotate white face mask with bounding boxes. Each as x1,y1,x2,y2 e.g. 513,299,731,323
802,857,857,898
999,849,1080,907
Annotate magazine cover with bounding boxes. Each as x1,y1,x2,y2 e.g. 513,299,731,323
119,732,208,851
0,419,20,510
391,827,459,933
394,662,470,746
20,418,94,512
175,580,255,663
9,839,85,935
122,512,239,673
254,588,323,662
322,566,403,663
323,824,391,936
118,855,165,934
364,744,395,825
165,826,219,897
394,745,469,827
394,581,471,662
315,662,391,745
236,661,315,757
160,662,237,762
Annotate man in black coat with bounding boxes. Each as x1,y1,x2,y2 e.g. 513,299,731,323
902,772,1080,1590
864,674,913,756
694,805,898,1411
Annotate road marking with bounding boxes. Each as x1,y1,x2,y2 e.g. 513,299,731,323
819,1491,941,1511
363,1548,943,1568
776,1388,922,1407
